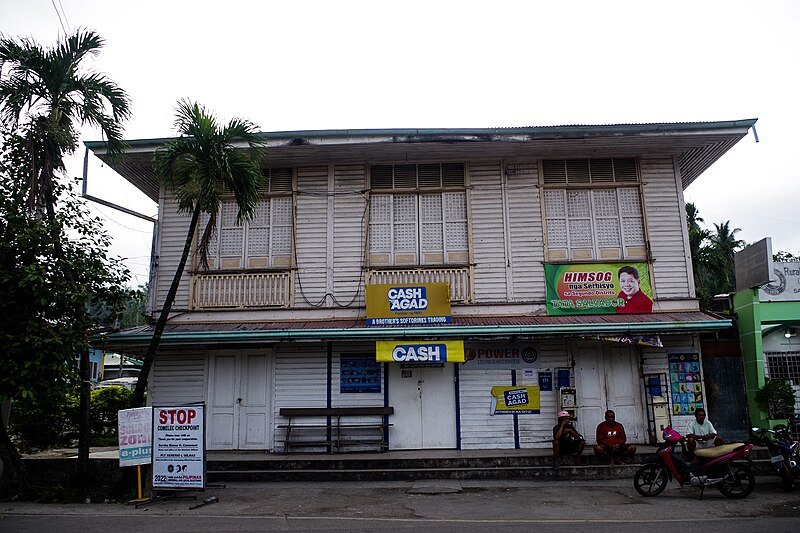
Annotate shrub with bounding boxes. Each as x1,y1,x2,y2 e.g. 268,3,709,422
9,385,76,450
9,385,134,449
754,378,797,419
89,386,133,436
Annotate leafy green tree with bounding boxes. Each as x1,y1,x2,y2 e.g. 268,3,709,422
0,29,130,489
709,220,744,292
754,379,796,419
119,285,149,328
773,251,800,262
132,100,264,407
0,133,130,490
685,204,746,308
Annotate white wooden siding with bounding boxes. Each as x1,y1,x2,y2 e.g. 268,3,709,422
641,158,692,299
333,165,367,307
150,351,206,405
272,344,328,450
517,341,571,448
295,166,330,306
154,195,193,312
506,161,544,301
470,162,508,301
458,368,515,449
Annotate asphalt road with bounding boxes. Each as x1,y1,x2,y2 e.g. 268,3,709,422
2,478,800,532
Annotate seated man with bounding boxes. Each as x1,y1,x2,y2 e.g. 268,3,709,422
553,410,584,467
594,410,637,464
686,407,724,457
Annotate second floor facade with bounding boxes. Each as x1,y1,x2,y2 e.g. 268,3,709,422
87,120,756,320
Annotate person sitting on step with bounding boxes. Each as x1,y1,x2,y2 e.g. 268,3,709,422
553,410,584,467
593,409,637,465
686,407,724,458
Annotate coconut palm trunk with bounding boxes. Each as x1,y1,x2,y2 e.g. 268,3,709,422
130,99,265,408
132,204,201,407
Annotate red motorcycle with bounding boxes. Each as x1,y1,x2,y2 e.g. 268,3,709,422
634,426,755,499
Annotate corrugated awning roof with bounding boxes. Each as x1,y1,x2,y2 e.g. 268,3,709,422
93,312,731,354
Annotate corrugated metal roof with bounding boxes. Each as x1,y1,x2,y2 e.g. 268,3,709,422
85,119,757,202
93,312,732,354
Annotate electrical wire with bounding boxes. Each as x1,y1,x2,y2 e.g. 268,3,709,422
51,0,70,35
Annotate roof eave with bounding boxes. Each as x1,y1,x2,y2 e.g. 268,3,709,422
93,319,732,352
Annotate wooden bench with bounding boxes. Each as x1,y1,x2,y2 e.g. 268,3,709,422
279,407,394,453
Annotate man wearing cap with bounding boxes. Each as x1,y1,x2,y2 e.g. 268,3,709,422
553,410,584,467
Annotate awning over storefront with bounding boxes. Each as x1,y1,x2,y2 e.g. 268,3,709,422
93,312,731,355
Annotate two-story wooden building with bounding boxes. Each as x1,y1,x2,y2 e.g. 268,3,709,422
87,120,756,452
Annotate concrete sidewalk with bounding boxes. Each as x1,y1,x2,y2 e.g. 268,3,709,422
1,478,797,533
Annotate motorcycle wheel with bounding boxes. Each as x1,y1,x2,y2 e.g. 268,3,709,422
717,463,755,499
634,464,668,497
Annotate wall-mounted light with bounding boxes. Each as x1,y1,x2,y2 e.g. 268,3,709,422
784,328,797,339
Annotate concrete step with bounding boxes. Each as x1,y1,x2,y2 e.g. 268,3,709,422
20,446,778,485
205,448,777,483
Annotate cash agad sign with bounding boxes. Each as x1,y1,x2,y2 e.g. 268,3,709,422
544,262,653,315
491,386,541,414
152,405,205,490
366,282,451,325
376,340,465,363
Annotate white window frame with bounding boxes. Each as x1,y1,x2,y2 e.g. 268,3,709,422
200,169,294,270
368,163,468,266
542,158,646,261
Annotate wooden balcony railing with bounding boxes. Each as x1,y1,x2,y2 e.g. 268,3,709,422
192,271,291,309
366,266,472,303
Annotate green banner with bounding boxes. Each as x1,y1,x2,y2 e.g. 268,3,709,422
545,262,653,315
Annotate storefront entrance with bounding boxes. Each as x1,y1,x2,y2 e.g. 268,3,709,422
573,342,645,442
388,364,457,449
207,350,273,450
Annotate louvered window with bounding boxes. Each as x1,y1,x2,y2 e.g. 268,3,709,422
543,158,645,261
369,163,468,265
199,168,293,269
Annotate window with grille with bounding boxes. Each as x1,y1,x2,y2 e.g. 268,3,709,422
542,158,646,261
766,352,800,386
368,163,468,265
199,168,293,269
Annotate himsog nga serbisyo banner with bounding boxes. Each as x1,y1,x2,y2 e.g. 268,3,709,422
544,262,653,315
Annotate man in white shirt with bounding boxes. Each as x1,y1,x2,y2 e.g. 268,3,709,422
686,407,724,456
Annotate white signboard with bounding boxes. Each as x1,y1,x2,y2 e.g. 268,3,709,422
118,407,152,467
152,404,205,490
760,262,800,302
463,342,541,369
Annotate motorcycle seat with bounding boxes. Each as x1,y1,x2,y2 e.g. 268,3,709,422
694,443,744,458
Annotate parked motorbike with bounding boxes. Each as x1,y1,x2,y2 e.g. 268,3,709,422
751,416,800,491
633,426,755,499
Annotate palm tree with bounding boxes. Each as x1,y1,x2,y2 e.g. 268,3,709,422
131,99,265,407
0,29,130,217
685,202,704,233
710,220,744,293
685,203,714,308
0,29,130,483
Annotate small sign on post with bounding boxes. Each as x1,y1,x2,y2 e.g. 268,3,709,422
118,407,153,467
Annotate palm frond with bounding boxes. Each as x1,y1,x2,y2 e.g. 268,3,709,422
155,99,267,263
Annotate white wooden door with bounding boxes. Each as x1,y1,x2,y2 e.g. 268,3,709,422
208,350,272,450
389,365,456,449
574,343,644,443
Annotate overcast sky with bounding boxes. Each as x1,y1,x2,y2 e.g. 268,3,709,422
4,0,799,286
